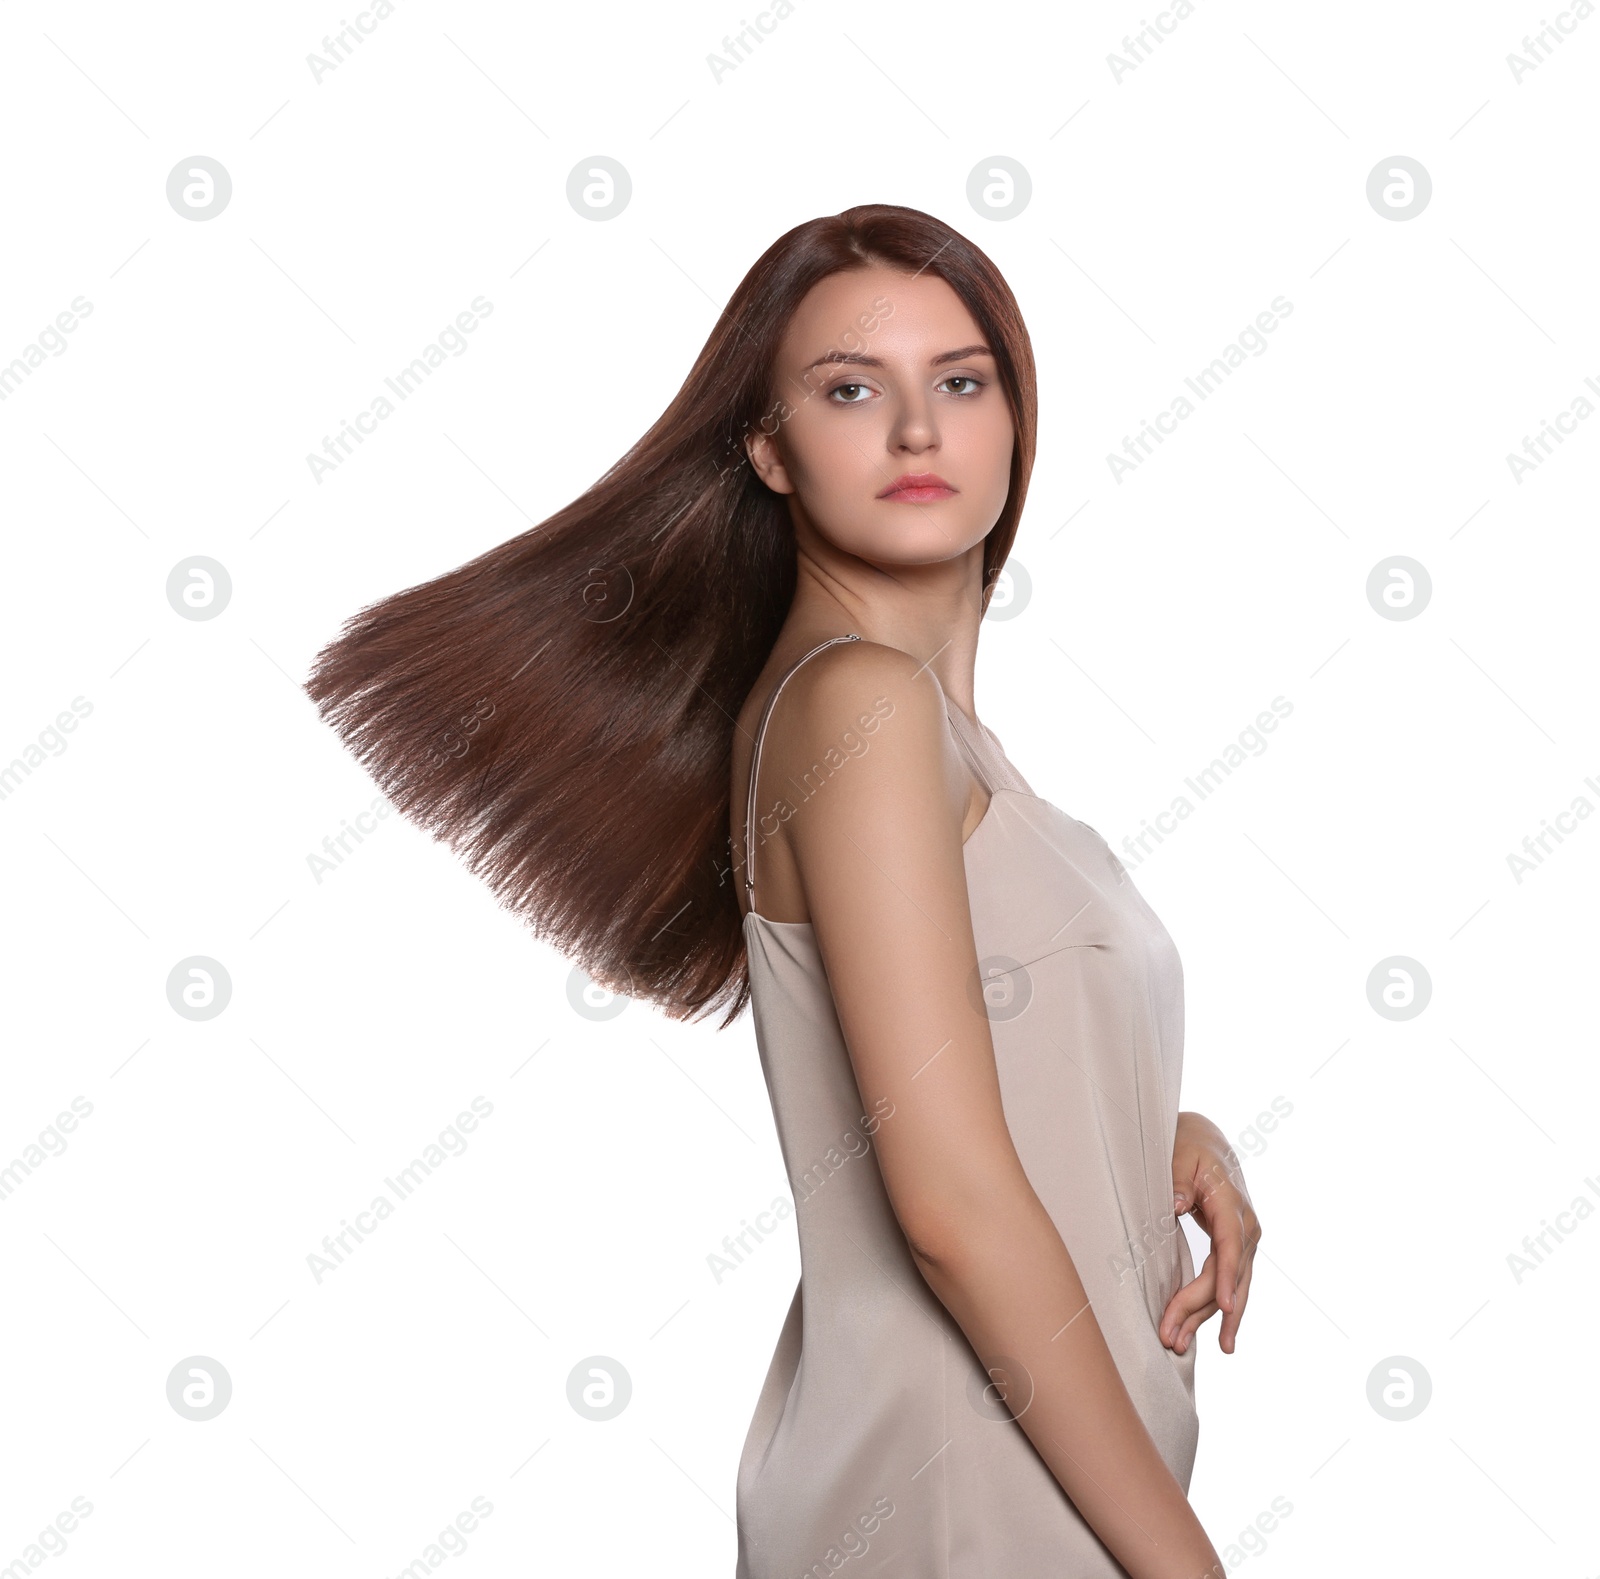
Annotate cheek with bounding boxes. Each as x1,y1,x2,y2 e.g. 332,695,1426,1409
970,404,1017,482
785,410,877,494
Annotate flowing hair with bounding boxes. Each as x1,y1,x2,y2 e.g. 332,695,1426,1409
303,202,1038,1027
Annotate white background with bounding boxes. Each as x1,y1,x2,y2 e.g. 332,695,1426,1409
2,0,1595,1573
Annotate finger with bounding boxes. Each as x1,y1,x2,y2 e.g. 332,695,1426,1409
1160,1259,1215,1347
1218,1254,1256,1353
1160,1268,1211,1344
1212,1209,1244,1317
1189,1176,1248,1311
1175,1298,1218,1354
1160,1290,1200,1349
1220,1214,1262,1336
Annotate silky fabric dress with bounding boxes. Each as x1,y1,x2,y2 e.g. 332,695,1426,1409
735,634,1198,1578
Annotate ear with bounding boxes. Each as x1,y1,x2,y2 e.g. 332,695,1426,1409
744,424,795,495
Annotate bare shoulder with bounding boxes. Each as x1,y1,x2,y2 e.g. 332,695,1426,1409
737,638,969,923
759,638,967,863
764,638,949,794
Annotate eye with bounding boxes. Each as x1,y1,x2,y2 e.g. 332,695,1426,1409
940,374,984,395
828,382,873,404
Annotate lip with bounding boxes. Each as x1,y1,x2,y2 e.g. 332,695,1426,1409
877,471,956,502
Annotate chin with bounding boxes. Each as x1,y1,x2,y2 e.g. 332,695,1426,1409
852,532,990,567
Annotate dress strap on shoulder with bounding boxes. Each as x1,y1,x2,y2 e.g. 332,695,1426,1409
947,713,996,796
930,670,996,795
743,633,862,909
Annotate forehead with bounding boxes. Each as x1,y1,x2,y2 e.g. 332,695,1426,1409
778,265,981,363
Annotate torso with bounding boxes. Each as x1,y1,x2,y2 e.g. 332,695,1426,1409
732,653,1198,1574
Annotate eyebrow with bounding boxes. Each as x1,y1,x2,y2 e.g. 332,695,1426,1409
799,343,994,375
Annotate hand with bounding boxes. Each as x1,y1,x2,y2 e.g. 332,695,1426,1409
1160,1111,1261,1356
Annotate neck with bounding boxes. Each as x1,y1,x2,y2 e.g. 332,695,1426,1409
782,539,989,721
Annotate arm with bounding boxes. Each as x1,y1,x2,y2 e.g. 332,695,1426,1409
777,642,1223,1579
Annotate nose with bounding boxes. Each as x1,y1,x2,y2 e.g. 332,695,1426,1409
887,384,939,456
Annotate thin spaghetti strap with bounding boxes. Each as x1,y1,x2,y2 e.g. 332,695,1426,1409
929,670,995,795
949,720,995,795
743,633,862,913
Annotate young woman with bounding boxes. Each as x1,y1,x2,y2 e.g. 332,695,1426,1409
305,203,1261,1578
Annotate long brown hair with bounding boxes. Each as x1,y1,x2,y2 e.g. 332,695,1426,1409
303,203,1038,1027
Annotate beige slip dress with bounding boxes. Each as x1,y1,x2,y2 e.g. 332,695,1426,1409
734,633,1199,1578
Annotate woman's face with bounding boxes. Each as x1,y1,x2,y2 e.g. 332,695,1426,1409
745,264,1015,569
